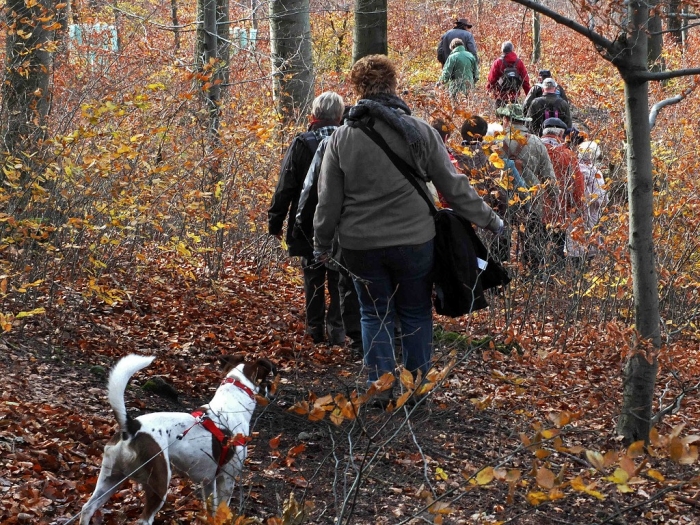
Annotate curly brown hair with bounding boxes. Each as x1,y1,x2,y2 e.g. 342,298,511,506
349,55,397,98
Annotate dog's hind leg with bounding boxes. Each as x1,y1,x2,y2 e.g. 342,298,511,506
131,437,171,525
136,472,169,525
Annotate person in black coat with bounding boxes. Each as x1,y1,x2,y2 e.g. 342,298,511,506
526,78,572,137
437,18,478,66
523,69,568,114
268,92,346,345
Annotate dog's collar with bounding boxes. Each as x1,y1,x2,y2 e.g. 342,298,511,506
221,377,256,400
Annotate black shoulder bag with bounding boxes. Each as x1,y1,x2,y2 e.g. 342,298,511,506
351,119,510,317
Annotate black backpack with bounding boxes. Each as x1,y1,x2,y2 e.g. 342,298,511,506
497,58,522,92
299,131,319,153
544,105,560,120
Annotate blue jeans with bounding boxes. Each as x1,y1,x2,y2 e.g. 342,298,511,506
342,240,434,383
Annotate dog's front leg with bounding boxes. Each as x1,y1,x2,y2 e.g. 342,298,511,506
201,479,217,514
214,449,244,513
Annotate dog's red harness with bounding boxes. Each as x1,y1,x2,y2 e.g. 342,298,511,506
179,378,255,472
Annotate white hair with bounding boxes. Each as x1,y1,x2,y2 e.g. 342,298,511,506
543,126,565,137
486,122,503,137
311,91,344,122
579,141,602,161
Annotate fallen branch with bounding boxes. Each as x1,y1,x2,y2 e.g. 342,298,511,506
649,79,699,128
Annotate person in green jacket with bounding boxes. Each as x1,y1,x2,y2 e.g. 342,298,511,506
438,38,478,101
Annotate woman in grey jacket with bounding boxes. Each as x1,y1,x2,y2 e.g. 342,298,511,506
313,55,503,404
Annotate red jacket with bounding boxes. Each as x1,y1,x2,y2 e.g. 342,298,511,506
541,137,585,226
486,51,531,102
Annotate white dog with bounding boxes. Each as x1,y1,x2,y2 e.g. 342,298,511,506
80,353,276,525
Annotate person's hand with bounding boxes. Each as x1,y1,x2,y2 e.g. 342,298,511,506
313,250,331,264
495,222,509,237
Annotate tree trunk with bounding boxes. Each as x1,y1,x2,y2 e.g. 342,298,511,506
202,0,221,136
195,0,228,137
218,0,231,85
2,0,53,191
269,0,314,121
616,0,661,446
171,0,180,50
647,4,663,70
531,4,541,64
251,0,259,29
667,0,683,46
352,0,387,63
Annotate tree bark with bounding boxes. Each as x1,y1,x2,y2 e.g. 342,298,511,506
171,0,180,50
503,0,696,445
352,0,387,63
195,0,228,137
616,0,661,445
2,0,54,190
531,4,541,64
647,2,663,70
667,0,683,46
269,0,314,121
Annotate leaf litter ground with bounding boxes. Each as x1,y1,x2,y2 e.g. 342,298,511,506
1,250,699,524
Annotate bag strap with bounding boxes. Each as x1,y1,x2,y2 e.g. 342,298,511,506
299,131,319,152
352,119,439,217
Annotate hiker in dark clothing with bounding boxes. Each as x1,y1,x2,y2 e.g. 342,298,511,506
527,78,573,137
437,18,478,66
523,69,569,114
268,92,346,345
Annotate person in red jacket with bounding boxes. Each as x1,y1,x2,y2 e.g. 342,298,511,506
486,41,531,108
540,117,585,265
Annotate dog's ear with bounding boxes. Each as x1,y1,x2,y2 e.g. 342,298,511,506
219,354,246,375
242,358,276,384
252,358,277,384
251,358,278,398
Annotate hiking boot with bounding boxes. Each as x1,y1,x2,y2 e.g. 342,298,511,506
349,341,364,360
307,327,325,344
328,328,346,347
405,392,428,408
372,389,394,409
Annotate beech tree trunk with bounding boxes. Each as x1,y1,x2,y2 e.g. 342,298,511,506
616,0,660,446
352,0,387,63
171,0,180,49
2,0,53,189
269,0,314,120
195,0,228,137
506,0,700,445
667,0,683,46
647,1,663,70
531,5,541,64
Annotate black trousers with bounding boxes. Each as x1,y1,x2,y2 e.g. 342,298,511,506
337,252,362,351
301,257,343,343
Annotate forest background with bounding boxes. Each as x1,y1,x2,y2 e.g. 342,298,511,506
1,0,700,523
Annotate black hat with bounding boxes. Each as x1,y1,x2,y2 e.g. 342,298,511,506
538,69,551,79
543,117,568,130
455,18,473,28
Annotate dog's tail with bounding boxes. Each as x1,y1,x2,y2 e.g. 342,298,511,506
108,354,156,432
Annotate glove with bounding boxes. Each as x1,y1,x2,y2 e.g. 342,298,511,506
495,222,508,238
313,250,331,265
